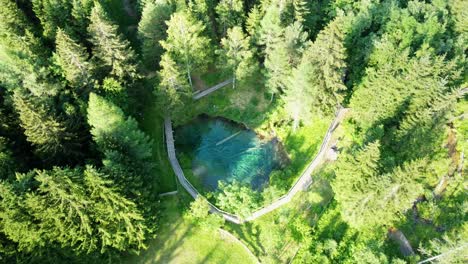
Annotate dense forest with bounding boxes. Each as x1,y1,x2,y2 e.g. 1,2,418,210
0,0,466,263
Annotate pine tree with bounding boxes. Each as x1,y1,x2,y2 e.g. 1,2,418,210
160,11,209,89
32,0,73,40
215,0,245,36
284,53,314,130
87,93,156,208
13,92,80,163
188,0,218,39
71,0,94,35
138,0,174,70
246,5,263,48
88,3,139,82
305,13,348,113
0,176,44,253
217,27,256,89
155,54,191,118
264,22,308,99
292,0,309,24
2,167,148,254
54,28,93,90
332,141,427,229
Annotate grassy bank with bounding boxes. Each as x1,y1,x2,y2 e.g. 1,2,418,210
126,195,258,264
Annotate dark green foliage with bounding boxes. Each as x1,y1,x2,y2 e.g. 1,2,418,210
32,0,73,40
138,0,174,71
88,3,139,83
13,92,81,164
0,166,147,256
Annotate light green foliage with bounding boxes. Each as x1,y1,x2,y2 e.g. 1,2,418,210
246,5,263,47
87,93,155,204
264,22,308,97
216,180,261,218
88,3,138,82
54,28,93,89
333,142,432,229
138,0,174,70
186,197,224,229
99,77,129,111
161,11,210,89
218,26,256,89
418,233,468,264
304,12,348,113
215,0,244,36
32,0,73,39
155,54,191,118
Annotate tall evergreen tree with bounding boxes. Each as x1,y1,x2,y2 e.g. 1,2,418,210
264,22,308,99
332,141,427,229
88,3,139,83
54,28,93,90
155,54,191,118
32,0,73,40
13,92,80,163
1,167,148,254
217,27,256,89
305,13,347,113
215,0,245,36
160,11,209,89
188,0,218,39
138,0,174,70
87,93,156,219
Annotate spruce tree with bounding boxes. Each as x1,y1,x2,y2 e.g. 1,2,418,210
264,22,308,99
54,28,93,90
13,92,80,163
1,167,148,254
161,11,209,89
32,0,73,40
155,54,191,118
215,0,245,36
217,27,256,89
88,3,139,83
87,93,156,213
138,0,174,70
306,13,347,113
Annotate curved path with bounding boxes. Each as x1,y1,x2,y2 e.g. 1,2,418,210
165,108,349,224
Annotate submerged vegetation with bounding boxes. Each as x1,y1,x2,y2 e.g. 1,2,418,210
0,0,466,263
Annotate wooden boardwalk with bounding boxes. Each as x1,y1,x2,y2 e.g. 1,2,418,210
164,108,349,224
193,79,233,100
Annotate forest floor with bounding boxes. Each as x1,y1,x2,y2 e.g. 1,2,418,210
126,195,258,264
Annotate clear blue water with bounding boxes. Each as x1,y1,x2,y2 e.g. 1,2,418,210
174,116,285,191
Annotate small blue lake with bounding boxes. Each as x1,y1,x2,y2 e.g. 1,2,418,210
174,116,287,191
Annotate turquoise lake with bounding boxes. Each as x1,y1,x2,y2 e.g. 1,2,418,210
174,116,287,191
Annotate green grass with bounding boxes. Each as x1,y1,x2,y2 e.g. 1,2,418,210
140,103,177,192
126,195,258,264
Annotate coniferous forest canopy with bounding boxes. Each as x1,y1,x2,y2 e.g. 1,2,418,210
0,0,466,263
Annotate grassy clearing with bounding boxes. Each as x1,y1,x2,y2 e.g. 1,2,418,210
126,195,258,264
139,99,177,193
